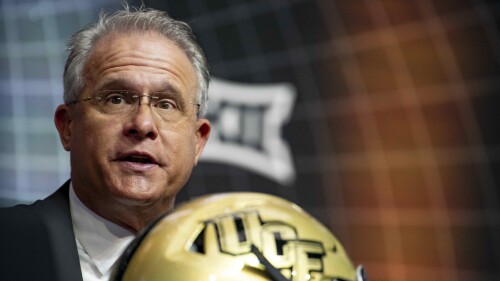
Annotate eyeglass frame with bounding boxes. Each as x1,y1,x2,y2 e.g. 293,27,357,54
67,90,202,119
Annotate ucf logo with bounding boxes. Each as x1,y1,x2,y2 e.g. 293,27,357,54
194,211,328,281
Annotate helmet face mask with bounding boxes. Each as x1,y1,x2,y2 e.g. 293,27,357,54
113,193,368,281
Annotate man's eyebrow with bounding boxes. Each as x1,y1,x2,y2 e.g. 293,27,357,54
96,79,182,95
155,82,182,95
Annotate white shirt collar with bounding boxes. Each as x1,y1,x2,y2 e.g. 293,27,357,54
69,183,135,277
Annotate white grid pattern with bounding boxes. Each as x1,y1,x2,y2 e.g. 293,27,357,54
0,0,125,201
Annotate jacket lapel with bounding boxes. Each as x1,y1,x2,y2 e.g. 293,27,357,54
34,180,84,281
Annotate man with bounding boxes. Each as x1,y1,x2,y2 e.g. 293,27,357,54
0,5,211,281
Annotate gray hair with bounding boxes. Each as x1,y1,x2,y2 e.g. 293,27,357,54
63,5,210,117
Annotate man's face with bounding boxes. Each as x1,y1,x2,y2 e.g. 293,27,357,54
55,33,210,211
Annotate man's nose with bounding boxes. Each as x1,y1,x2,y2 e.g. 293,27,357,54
123,100,159,140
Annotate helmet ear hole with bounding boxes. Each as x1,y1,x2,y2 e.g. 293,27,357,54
356,265,369,281
189,227,205,254
114,193,366,281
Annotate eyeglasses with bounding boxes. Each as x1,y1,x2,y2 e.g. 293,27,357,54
68,90,201,120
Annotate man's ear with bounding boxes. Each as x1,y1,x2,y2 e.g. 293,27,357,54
194,118,211,165
54,104,73,151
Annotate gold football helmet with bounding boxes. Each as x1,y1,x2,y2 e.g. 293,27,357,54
113,192,367,281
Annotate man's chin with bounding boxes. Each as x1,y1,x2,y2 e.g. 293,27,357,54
112,190,160,206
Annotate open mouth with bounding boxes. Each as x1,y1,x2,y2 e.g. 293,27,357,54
118,153,158,165
123,155,154,164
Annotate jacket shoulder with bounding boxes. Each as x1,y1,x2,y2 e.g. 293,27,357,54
0,181,82,281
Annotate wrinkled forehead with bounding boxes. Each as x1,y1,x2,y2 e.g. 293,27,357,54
83,32,198,98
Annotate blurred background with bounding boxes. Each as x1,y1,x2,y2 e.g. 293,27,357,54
1,0,499,280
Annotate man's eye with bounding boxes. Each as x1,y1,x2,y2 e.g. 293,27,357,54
109,96,125,104
156,100,176,110
104,92,129,105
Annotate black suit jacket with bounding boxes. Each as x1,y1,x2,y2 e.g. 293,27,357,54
0,180,83,281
